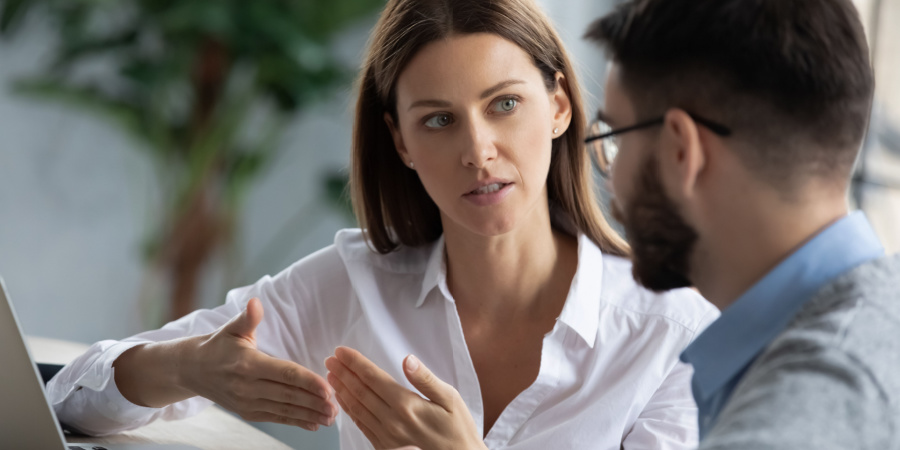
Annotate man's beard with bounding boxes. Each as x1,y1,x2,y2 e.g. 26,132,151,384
611,154,698,292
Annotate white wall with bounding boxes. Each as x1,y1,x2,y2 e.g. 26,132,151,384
1,19,159,342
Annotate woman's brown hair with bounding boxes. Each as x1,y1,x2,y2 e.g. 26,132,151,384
351,0,630,257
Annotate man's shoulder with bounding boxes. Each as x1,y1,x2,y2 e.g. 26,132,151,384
801,253,900,319
782,253,900,370
700,254,900,450
702,332,897,449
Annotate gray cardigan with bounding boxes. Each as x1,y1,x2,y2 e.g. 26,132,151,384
700,254,900,449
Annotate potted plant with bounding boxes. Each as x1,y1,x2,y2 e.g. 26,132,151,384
1,0,380,321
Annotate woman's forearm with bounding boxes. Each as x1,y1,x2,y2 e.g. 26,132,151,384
112,336,199,408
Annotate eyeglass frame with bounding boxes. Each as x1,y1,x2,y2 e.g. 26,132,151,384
584,112,732,178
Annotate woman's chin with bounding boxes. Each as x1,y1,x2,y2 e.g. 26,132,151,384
441,198,548,239
453,214,520,238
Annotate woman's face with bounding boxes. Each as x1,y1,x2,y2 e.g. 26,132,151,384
387,33,571,238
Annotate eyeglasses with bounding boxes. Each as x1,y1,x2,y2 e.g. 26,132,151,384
585,113,732,178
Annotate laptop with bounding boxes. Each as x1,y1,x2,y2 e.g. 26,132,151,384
0,277,198,449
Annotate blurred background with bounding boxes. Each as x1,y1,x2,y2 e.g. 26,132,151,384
0,0,897,448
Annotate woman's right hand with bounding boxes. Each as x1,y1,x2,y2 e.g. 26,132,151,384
180,297,337,431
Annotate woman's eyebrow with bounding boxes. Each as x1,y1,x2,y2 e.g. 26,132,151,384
407,79,526,111
479,79,525,99
408,99,452,111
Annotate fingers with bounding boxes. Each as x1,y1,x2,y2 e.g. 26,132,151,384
222,353,337,430
223,297,264,342
253,398,334,427
330,374,384,447
254,379,336,418
325,355,392,417
403,354,455,409
326,349,479,449
352,415,383,449
332,346,405,405
244,411,321,431
258,354,333,400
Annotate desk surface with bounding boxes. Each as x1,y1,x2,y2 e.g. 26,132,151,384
27,336,292,450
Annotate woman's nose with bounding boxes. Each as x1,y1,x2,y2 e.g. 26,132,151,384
460,119,498,169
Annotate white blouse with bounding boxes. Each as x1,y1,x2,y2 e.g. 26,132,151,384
48,229,718,449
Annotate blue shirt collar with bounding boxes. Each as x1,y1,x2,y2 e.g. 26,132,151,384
681,211,884,402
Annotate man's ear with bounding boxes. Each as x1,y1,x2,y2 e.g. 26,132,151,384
658,108,705,201
384,112,411,166
551,72,573,135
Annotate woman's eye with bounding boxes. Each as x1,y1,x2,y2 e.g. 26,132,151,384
494,98,518,112
425,114,453,128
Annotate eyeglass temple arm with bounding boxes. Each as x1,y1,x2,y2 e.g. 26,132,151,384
585,117,665,143
688,114,732,136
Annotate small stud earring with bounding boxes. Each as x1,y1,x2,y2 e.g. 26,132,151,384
409,161,415,168
553,127,559,135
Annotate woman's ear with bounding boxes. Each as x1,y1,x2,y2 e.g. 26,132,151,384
384,112,412,166
659,108,706,201
551,72,573,136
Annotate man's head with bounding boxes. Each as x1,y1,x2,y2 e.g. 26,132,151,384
585,0,875,293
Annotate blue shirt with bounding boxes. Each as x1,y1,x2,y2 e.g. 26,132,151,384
680,211,885,439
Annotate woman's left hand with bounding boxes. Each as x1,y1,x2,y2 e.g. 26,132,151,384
325,346,486,450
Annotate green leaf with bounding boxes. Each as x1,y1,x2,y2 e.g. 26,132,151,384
156,2,233,37
53,28,140,69
0,0,36,34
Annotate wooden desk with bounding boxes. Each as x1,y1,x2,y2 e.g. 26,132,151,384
27,336,292,450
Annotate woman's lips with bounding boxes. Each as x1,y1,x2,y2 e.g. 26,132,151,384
462,182,514,206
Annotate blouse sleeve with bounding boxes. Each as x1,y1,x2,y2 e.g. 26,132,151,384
621,359,700,450
621,290,718,450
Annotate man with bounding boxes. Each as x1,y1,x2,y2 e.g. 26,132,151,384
584,0,899,448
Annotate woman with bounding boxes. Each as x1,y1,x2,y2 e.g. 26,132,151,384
47,0,717,448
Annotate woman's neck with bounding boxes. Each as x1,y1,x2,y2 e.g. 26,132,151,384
442,205,579,320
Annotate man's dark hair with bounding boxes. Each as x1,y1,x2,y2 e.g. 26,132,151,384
586,0,875,188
